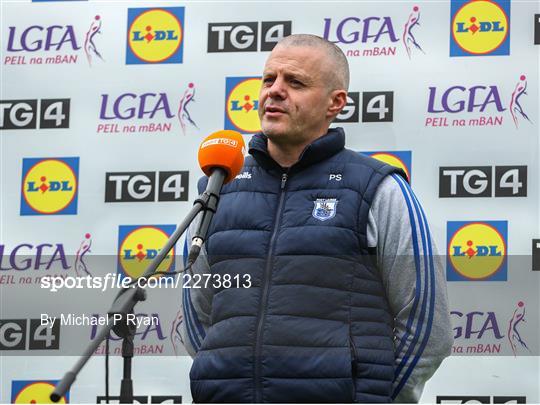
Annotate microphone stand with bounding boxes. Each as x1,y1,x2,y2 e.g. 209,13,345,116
50,178,223,403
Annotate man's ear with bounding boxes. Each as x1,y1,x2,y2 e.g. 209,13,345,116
327,90,348,118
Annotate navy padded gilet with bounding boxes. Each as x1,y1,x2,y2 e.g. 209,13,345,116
190,128,404,403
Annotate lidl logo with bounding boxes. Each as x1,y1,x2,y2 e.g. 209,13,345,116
11,380,69,403
450,0,510,56
20,157,79,216
117,225,176,279
447,221,508,281
362,151,412,182
126,7,184,64
224,77,261,134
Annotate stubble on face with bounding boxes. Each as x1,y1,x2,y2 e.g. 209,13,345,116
258,45,333,149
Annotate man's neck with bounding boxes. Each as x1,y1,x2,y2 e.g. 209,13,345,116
267,141,304,168
266,128,329,168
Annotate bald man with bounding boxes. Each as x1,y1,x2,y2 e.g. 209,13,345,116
181,34,453,403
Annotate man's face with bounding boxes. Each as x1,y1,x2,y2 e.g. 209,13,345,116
259,45,333,146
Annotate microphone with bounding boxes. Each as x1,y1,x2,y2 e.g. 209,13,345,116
187,130,245,266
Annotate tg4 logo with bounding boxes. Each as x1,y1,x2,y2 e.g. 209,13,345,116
0,99,70,130
334,91,394,123
437,396,526,404
0,319,60,350
439,166,526,197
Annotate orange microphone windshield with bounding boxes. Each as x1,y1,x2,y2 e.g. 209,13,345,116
198,130,246,184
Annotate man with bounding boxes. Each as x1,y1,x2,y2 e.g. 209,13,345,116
181,34,453,403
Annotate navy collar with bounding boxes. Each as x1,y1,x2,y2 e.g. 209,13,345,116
248,127,345,175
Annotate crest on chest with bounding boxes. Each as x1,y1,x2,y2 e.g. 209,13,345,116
312,198,338,221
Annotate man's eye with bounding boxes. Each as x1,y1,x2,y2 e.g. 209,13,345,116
290,79,303,86
263,77,274,84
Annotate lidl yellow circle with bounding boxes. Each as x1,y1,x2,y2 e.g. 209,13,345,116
128,9,182,63
452,0,508,55
22,159,77,214
226,78,262,133
14,382,67,404
119,226,174,279
370,153,410,181
449,222,506,280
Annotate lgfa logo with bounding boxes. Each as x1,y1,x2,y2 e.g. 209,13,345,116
5,15,103,66
451,300,531,356
97,82,198,135
425,74,532,129
11,380,68,404
20,157,79,215
0,234,90,272
117,225,176,279
362,151,412,182
507,301,530,356
323,6,425,59
510,75,531,128
224,77,262,134
447,221,508,281
126,7,184,64
450,0,510,56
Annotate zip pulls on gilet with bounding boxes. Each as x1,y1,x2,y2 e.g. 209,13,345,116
280,172,288,189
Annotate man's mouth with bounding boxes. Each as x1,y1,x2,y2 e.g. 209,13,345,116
264,105,287,116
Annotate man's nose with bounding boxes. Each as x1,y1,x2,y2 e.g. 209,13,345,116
267,77,287,99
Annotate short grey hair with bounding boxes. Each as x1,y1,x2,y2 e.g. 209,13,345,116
276,34,349,92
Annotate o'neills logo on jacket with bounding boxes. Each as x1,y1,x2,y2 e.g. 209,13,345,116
235,172,252,180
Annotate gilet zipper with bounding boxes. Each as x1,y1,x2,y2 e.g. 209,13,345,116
254,172,288,402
